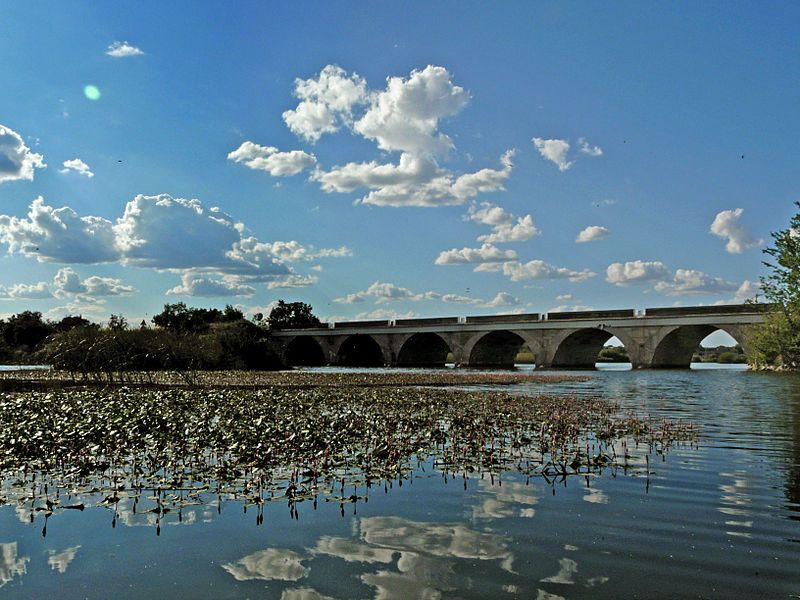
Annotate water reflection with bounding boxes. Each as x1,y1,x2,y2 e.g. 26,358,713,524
1,369,799,598
471,479,539,520
358,516,513,566
787,384,800,514
222,548,310,582
718,470,754,538
0,542,28,587
540,557,578,585
280,588,335,600
47,545,80,573
224,516,515,599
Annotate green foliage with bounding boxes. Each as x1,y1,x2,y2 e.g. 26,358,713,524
222,304,245,322
54,315,95,332
267,300,321,329
718,351,746,364
692,345,746,364
41,327,210,379
152,302,222,333
598,345,630,363
0,311,54,352
42,320,286,379
108,314,128,331
208,320,284,370
750,201,800,368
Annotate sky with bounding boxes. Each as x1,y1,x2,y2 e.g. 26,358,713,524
1,1,798,343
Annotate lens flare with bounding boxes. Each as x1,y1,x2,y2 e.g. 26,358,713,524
83,85,101,101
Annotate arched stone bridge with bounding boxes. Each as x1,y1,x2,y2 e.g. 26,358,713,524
272,305,765,369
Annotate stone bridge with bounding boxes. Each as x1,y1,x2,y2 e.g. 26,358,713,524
271,304,765,369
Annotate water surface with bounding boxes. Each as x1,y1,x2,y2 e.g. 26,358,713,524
0,366,797,599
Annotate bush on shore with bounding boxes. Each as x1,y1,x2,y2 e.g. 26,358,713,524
41,322,285,380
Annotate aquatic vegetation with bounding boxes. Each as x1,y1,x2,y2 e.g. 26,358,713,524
0,368,589,389
0,379,696,533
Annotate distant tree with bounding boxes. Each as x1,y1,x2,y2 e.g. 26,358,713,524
598,345,630,363
222,304,245,322
152,302,223,333
54,315,94,332
1,311,54,351
750,202,800,368
267,300,322,329
108,314,128,331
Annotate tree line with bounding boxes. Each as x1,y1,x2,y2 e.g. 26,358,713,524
0,300,321,378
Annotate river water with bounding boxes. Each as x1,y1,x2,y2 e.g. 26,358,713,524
0,365,798,599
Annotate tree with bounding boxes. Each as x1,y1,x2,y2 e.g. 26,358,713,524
1,311,54,351
152,303,223,333
108,314,128,331
222,304,245,322
749,201,800,368
54,315,95,332
267,300,322,329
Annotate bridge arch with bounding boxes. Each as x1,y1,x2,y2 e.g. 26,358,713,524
337,334,385,367
397,332,452,368
284,336,326,366
650,324,750,368
549,327,637,369
465,330,539,368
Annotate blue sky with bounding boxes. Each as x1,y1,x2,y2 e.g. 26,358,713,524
0,1,797,338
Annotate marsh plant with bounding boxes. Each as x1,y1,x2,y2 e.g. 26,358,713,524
0,383,695,533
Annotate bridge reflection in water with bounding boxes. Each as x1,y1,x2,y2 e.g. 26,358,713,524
274,304,764,370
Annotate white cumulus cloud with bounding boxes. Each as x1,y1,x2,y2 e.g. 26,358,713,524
228,141,316,176
282,65,367,142
53,267,134,297
485,292,520,307
364,281,439,303
441,291,520,308
0,124,45,183
255,240,351,262
503,260,595,282
710,208,762,253
334,293,367,304
167,272,256,297
113,194,288,278
59,158,94,178
654,269,739,296
0,282,52,299
733,279,760,303
0,196,350,291
313,150,514,208
606,260,671,285
0,197,119,263
576,225,609,243
266,274,319,289
577,137,603,156
354,65,470,156
532,137,572,171
435,243,517,265
106,41,144,57
276,65,514,208
467,202,540,243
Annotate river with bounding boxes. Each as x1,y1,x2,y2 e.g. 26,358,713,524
0,365,797,599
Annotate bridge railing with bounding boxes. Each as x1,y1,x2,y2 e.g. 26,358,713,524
546,309,635,320
643,304,766,317
272,303,770,331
